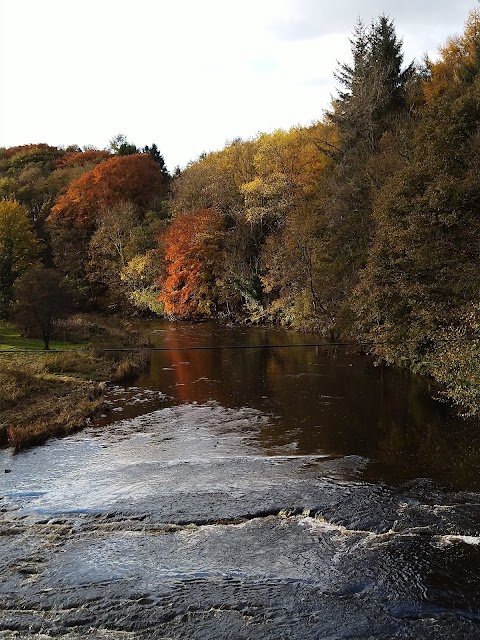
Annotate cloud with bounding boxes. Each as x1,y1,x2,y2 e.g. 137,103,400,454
270,0,474,41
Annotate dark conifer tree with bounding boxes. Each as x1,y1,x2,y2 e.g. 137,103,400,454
143,143,170,180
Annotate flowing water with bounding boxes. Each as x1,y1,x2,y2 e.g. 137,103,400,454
1,321,480,639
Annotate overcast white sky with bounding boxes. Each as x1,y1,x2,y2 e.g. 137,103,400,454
0,0,476,169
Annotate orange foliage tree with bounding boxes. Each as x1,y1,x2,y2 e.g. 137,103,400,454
50,154,168,228
159,209,224,318
54,149,111,169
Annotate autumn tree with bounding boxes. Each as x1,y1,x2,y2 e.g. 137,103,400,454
48,154,170,300
260,206,323,328
0,144,112,269
424,9,480,101
171,141,253,216
169,127,329,320
86,201,142,309
13,268,73,349
120,249,165,315
241,126,328,323
170,140,261,315
54,149,111,169
0,145,65,256
159,209,225,318
0,200,40,317
50,154,168,228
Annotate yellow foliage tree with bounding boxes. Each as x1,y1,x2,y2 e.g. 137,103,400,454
425,9,480,100
0,199,40,317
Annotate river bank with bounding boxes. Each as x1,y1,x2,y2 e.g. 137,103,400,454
0,316,150,450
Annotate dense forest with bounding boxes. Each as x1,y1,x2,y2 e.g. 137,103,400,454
2,10,480,414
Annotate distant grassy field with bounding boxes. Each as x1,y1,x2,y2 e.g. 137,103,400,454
0,322,86,351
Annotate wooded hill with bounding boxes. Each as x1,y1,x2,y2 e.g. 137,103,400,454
2,11,480,414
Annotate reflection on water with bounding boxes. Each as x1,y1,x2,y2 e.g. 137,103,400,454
130,321,480,491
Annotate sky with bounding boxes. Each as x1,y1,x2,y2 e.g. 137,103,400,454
0,0,476,170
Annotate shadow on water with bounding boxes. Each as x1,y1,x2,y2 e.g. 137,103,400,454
125,320,480,492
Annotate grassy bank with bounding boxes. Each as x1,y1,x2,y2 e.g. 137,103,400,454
0,316,149,450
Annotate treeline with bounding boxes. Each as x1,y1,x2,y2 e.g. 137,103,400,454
2,11,480,414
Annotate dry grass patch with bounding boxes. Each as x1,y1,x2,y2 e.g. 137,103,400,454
0,315,150,450
0,363,49,410
0,358,105,449
5,383,105,449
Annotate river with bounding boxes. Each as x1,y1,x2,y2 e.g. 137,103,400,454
1,321,480,638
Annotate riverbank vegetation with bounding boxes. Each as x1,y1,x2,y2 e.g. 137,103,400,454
0,317,149,449
1,10,480,415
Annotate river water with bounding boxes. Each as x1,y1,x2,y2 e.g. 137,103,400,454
1,321,480,638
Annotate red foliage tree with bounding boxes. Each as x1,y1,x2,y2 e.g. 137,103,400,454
50,154,168,228
159,209,224,318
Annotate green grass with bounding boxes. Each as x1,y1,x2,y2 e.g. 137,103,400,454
0,322,86,351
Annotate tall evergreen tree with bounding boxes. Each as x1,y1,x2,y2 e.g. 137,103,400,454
330,15,414,153
312,16,415,336
143,144,170,180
